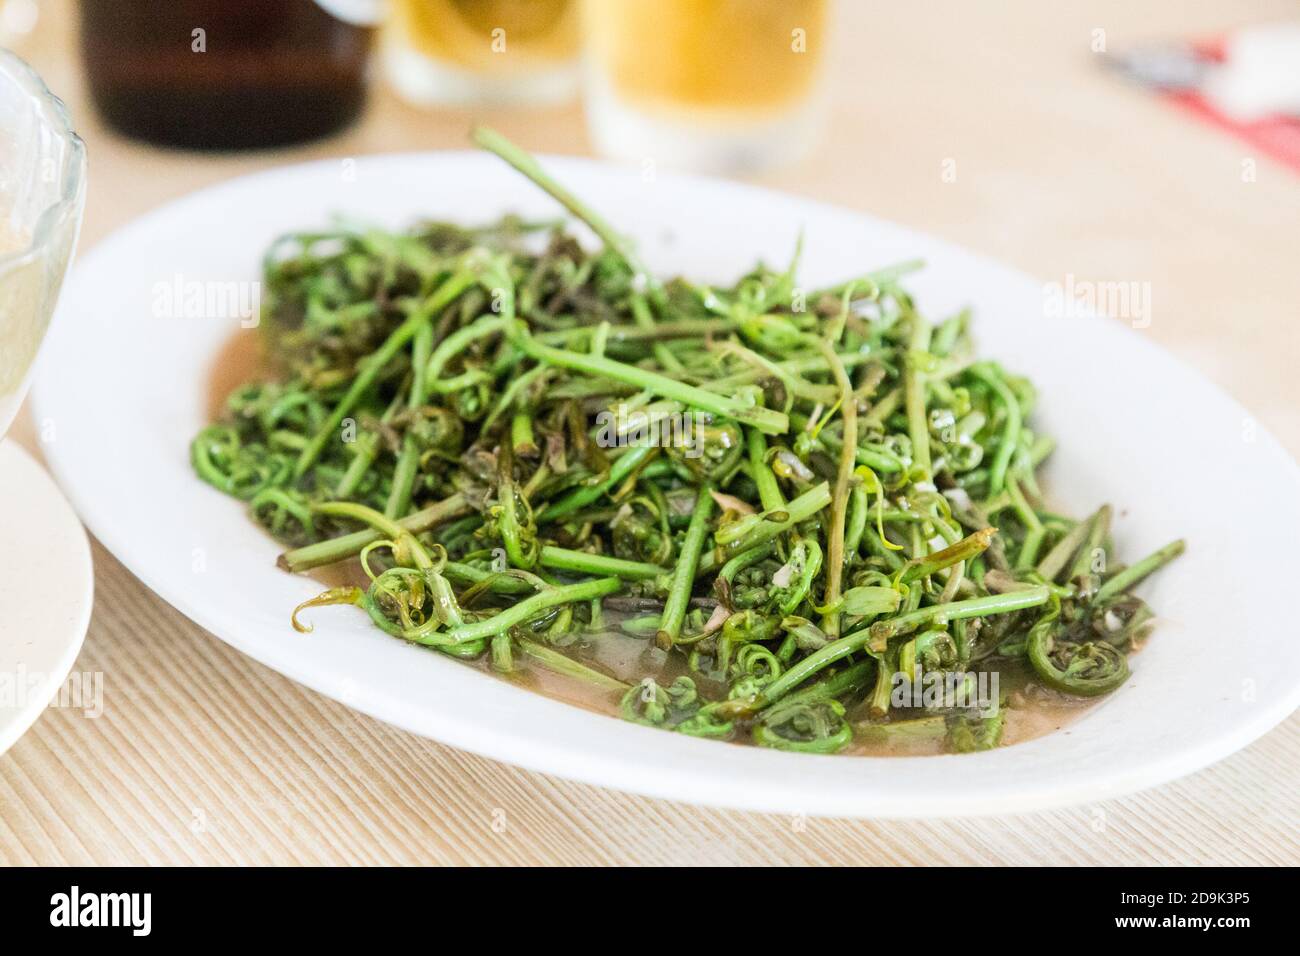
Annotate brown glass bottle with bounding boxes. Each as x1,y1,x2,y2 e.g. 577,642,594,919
79,0,374,150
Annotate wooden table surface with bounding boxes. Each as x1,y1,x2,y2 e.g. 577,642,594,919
3,0,1298,865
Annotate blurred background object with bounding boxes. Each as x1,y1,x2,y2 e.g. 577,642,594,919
1107,19,1300,174
77,0,376,150
1202,21,1300,121
384,0,579,108
67,0,833,170
0,0,39,50
582,0,832,173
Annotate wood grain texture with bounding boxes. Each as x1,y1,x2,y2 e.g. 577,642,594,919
2,0,1297,866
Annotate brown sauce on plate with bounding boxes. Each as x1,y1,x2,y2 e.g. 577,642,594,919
208,332,1106,755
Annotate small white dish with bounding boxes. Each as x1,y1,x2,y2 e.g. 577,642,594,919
31,151,1300,817
0,440,93,755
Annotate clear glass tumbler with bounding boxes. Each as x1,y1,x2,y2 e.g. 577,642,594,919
582,0,833,174
384,0,580,107
0,49,86,439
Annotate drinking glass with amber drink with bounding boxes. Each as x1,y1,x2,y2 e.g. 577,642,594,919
384,0,580,107
582,0,832,173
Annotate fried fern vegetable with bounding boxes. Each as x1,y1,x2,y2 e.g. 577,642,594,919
193,127,1183,756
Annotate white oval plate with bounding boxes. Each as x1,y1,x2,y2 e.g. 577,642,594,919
32,153,1300,817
